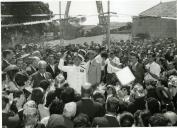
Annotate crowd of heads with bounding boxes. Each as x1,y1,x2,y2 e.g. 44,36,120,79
2,37,177,128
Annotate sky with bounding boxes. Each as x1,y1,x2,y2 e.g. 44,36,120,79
5,0,173,25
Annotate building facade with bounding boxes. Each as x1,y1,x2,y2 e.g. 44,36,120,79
132,1,176,39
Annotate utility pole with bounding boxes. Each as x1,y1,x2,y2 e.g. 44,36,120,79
59,1,62,46
107,0,111,51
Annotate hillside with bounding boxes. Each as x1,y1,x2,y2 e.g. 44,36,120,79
44,33,132,47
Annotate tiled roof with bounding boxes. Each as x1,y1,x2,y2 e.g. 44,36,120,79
139,1,176,18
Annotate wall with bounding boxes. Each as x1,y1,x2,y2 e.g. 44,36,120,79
132,16,177,39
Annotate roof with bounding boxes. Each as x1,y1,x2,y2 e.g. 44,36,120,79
139,1,176,18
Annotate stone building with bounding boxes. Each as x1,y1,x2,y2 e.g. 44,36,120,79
132,1,176,39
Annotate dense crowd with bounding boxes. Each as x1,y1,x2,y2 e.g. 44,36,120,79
2,37,177,128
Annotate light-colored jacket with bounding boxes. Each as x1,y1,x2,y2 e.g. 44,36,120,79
86,59,101,85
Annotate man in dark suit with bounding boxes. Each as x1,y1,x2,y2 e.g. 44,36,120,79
26,56,40,76
2,50,14,71
76,83,105,122
129,52,145,85
92,97,120,127
46,54,60,79
31,60,52,88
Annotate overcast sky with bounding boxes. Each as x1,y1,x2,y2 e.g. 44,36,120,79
40,0,176,25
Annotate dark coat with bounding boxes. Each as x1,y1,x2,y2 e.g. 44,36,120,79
76,99,105,122
2,112,20,128
31,71,52,88
131,62,145,85
46,64,61,79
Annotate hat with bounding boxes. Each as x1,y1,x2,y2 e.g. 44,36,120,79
78,49,86,56
73,53,84,61
4,65,19,72
63,102,77,118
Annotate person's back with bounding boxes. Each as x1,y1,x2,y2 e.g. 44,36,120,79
76,98,104,121
92,97,120,127
76,83,105,122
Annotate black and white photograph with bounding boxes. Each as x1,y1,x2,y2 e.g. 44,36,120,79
1,0,177,127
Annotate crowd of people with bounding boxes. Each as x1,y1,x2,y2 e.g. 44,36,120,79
2,37,177,128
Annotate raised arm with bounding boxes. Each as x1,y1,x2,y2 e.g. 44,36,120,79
58,52,71,72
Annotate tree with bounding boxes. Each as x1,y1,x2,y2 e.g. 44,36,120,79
1,2,52,24
1,2,53,47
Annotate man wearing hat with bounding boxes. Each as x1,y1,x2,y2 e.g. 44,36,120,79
86,50,101,86
58,52,86,94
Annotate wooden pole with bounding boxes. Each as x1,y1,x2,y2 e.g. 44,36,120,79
59,1,62,45
107,0,110,51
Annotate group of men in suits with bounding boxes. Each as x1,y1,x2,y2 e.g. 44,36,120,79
26,54,61,89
